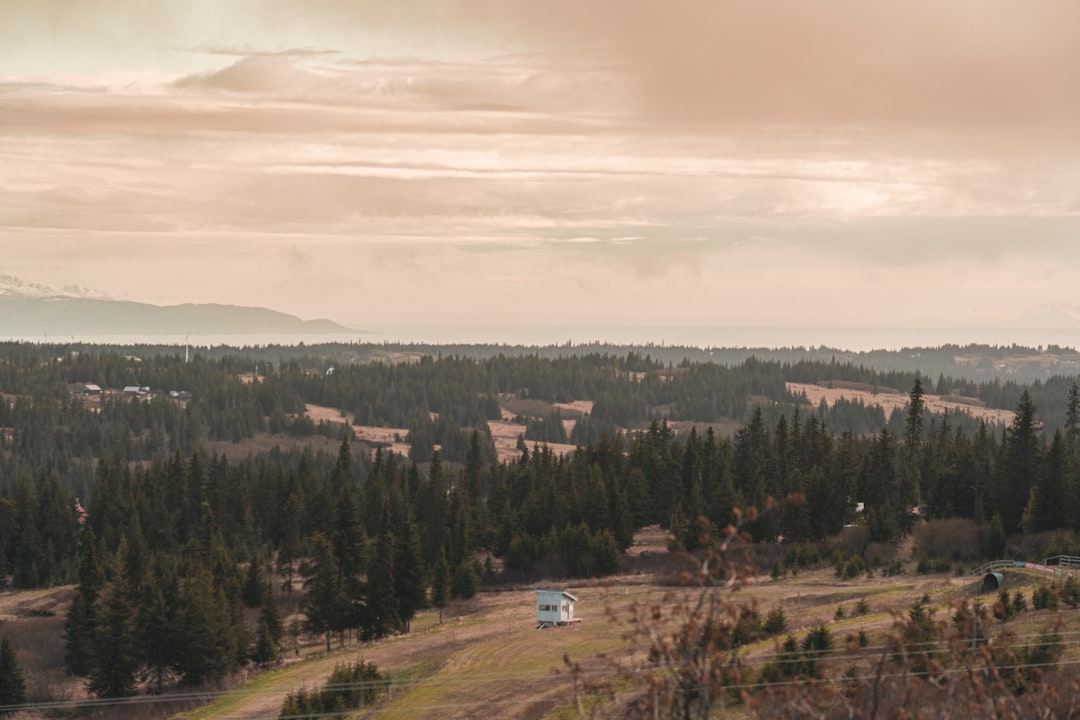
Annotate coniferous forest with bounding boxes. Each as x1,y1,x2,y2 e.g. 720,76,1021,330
2,340,1080,701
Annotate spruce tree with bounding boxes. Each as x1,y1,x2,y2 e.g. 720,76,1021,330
87,554,139,698
137,554,181,694
175,565,234,685
901,378,926,526
364,507,400,639
242,553,265,609
64,526,103,678
431,547,451,624
276,485,302,614
1023,429,1067,533
993,391,1042,533
394,504,426,633
251,618,277,667
0,636,27,715
449,486,472,568
331,484,367,620
904,377,926,450
451,561,479,600
261,580,284,647
417,450,450,565
301,533,346,652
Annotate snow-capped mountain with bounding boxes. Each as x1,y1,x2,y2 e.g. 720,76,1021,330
0,274,355,337
0,274,112,300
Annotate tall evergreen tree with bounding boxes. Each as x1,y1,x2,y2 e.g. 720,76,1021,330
301,533,347,653
992,391,1042,533
861,427,901,542
175,565,235,685
64,525,103,678
242,553,265,609
137,554,181,694
902,378,926,524
1065,383,1080,533
276,471,303,614
331,484,367,604
904,377,926,450
416,450,450,565
0,636,27,716
261,580,284,647
87,553,139,698
733,408,774,541
394,504,426,633
1066,382,1080,447
431,547,451,624
449,484,473,569
364,507,400,639
1023,429,1067,533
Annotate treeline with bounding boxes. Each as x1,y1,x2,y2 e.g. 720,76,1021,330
4,404,1080,698
83,339,1074,386
4,343,1080,698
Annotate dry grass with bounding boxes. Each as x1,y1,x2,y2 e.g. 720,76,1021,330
4,527,1078,720
178,527,1077,720
487,419,577,464
787,382,1015,426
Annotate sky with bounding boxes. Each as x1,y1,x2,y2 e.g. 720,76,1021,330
2,1,1080,348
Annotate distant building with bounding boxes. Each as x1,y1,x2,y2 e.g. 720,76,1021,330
70,383,102,397
535,589,578,628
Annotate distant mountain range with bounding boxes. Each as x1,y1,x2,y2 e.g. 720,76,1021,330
0,277,355,336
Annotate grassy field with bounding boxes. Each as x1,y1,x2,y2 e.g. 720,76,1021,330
171,544,1077,720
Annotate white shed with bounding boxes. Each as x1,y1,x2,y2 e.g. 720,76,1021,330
535,589,578,628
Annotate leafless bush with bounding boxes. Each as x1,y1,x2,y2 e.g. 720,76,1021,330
839,525,871,557
914,518,982,562
567,513,1080,720
23,668,76,705
758,596,1074,718
1,614,66,672
565,514,758,719
863,541,896,567
76,694,207,720
1008,529,1080,562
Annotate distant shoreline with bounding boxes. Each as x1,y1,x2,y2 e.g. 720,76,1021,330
4,324,1077,355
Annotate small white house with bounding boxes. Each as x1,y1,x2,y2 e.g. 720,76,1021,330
535,589,578,629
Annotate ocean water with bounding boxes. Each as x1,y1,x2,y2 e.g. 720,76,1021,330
6,325,1078,353
365,325,1080,353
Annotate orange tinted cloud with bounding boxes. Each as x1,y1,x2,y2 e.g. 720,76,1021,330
2,0,1079,338
493,0,1080,133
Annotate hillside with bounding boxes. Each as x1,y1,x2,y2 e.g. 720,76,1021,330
0,295,357,336
5,527,1077,719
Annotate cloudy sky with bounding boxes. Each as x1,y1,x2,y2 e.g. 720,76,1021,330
2,1,1079,347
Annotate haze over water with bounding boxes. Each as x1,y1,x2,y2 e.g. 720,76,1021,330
11,325,1079,354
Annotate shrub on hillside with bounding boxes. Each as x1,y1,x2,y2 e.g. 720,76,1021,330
838,525,871,557
566,513,1080,720
914,518,982,562
1032,584,1058,610
763,607,787,636
1008,529,1080,563
277,660,382,719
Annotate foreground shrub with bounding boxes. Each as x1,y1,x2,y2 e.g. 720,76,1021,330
763,607,787,636
914,518,982,562
278,660,382,719
566,514,1079,720
1032,584,1058,610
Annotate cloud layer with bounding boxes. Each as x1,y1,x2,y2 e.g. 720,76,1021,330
1,1,1079,342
